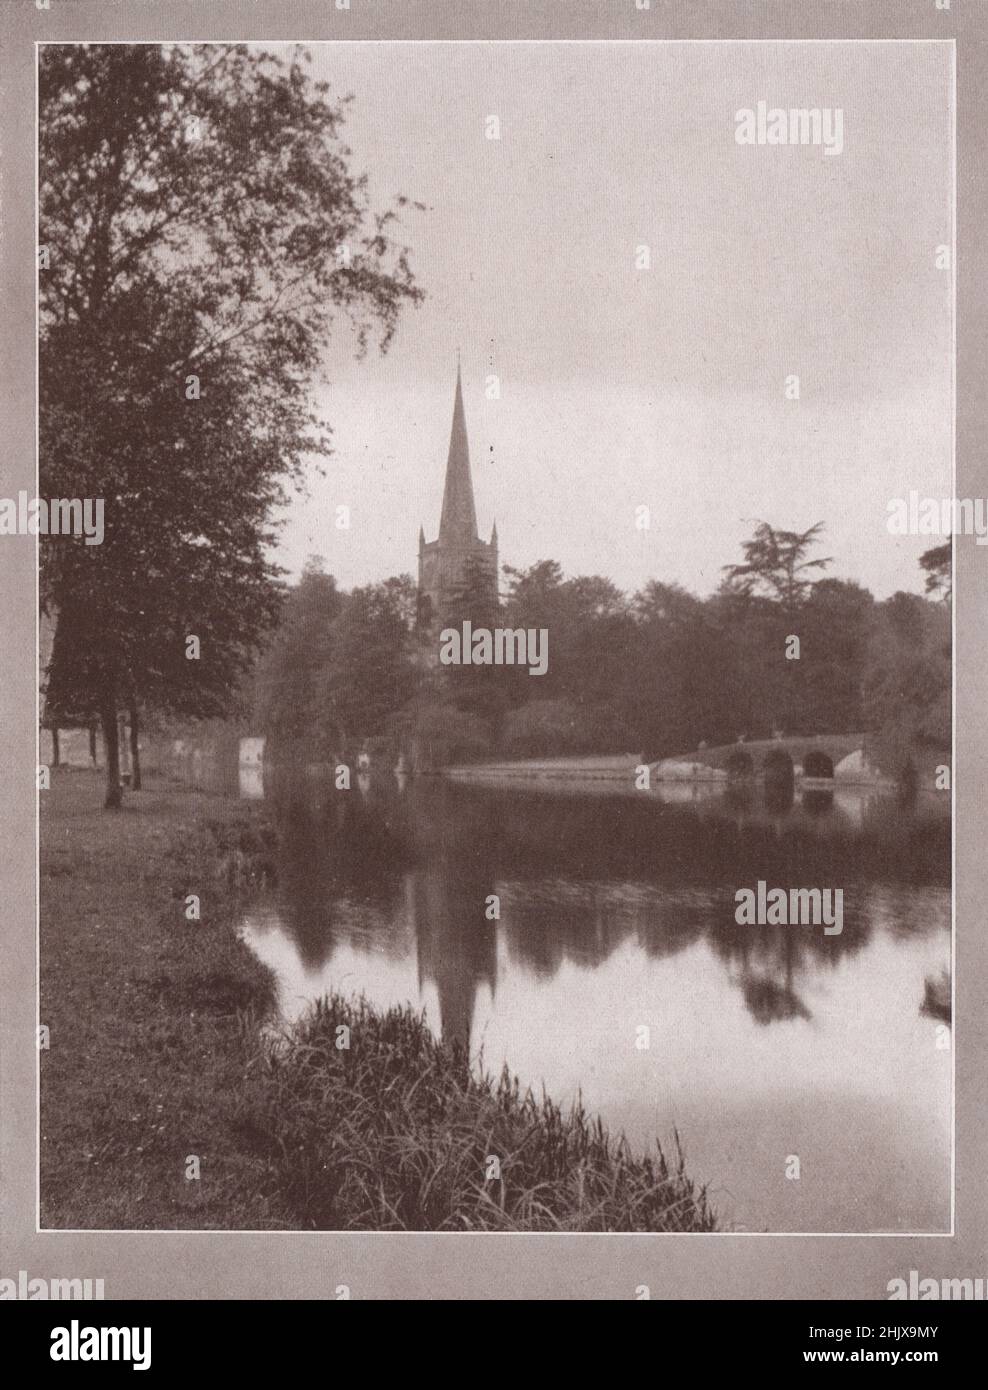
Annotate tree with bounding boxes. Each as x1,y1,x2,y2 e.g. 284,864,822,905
798,579,874,733
502,562,635,712
252,560,343,760
501,561,565,632
628,582,730,757
721,522,833,735
499,562,637,748
721,521,832,615
325,578,417,743
39,44,423,805
920,542,951,601
863,591,950,777
254,569,418,761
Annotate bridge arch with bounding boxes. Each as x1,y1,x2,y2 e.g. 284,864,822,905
803,750,835,779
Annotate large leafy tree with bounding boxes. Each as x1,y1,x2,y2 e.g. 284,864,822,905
863,590,950,774
39,44,423,805
324,576,417,744
721,521,832,615
798,579,874,733
253,568,418,760
628,582,729,757
720,521,833,735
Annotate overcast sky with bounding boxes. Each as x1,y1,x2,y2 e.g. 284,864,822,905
270,40,952,599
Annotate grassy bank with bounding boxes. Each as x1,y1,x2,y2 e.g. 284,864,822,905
41,771,715,1232
41,771,282,1229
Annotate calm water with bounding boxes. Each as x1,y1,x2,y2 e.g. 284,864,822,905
238,770,951,1233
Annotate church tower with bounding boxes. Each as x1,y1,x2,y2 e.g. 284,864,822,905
417,364,498,626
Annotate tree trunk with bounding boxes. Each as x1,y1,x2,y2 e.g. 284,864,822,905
51,726,60,767
129,703,142,791
89,723,98,764
101,703,122,809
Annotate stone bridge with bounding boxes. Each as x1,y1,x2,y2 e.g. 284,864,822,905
653,734,881,786
445,735,943,792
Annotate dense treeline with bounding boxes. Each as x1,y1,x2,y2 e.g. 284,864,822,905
253,524,951,771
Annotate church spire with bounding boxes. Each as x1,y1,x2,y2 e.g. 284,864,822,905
438,363,479,544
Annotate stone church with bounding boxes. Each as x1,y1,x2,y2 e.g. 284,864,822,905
417,365,498,626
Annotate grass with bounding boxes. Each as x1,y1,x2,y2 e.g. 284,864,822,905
40,771,282,1229
41,770,715,1232
239,996,715,1231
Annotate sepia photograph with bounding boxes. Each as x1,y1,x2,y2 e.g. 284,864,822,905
34,34,953,1239
3,0,986,1331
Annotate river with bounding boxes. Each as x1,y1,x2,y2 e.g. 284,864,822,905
237,768,951,1234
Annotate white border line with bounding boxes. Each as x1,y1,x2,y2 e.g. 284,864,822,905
34,36,957,1240
949,31,957,1242
35,38,41,1236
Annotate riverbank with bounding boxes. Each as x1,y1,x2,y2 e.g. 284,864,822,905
41,772,281,1229
40,771,715,1231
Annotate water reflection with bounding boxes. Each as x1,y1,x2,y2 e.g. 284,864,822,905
239,763,265,800
239,771,951,1233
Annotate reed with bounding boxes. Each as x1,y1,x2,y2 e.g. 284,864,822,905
238,995,716,1232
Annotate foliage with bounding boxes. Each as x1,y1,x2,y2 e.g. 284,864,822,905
501,699,594,757
252,522,949,770
919,543,951,601
863,591,951,775
325,576,417,743
254,563,417,757
39,43,423,804
244,994,716,1231
721,520,833,612
252,561,343,759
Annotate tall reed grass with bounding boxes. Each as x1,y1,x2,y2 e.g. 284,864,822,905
238,995,716,1232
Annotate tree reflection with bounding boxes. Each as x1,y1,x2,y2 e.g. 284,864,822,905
264,771,948,1035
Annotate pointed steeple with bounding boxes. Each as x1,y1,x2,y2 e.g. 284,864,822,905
438,364,479,544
